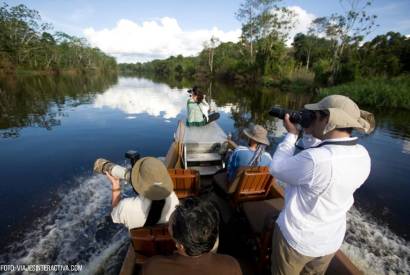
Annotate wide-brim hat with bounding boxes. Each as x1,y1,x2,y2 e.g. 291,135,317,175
130,157,173,200
304,95,374,134
243,124,270,145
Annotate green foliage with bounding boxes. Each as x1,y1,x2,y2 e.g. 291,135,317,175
119,0,410,108
313,59,332,85
310,0,378,82
0,72,118,137
359,32,410,77
318,75,410,109
0,2,116,74
292,33,333,70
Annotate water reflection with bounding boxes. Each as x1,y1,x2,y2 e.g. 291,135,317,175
402,140,410,155
0,75,409,274
0,73,118,138
93,78,187,119
208,82,313,141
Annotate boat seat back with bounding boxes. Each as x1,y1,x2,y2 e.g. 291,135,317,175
232,166,274,205
129,223,175,265
163,142,179,168
168,168,200,199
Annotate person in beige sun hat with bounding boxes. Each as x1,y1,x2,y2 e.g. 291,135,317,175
130,157,174,200
213,124,272,195
269,95,373,275
106,157,179,229
304,94,375,135
242,124,270,146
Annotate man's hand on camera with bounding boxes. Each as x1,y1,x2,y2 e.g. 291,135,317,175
105,171,121,190
284,114,300,135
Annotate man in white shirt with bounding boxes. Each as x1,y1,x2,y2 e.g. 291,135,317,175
105,157,179,229
269,95,373,274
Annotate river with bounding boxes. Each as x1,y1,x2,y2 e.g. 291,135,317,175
0,75,409,274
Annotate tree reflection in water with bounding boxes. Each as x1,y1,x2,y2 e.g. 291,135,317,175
0,72,118,138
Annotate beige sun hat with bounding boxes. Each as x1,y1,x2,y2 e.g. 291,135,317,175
243,124,270,145
304,95,375,134
130,157,173,200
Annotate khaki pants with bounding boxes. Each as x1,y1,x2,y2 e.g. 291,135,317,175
271,228,335,275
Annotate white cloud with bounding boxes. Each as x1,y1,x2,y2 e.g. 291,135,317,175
93,78,187,119
83,6,316,61
285,6,316,46
84,17,240,63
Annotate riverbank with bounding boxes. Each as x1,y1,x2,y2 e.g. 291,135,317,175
8,68,117,77
318,75,410,109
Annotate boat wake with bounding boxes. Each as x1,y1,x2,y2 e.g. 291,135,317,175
342,206,410,275
0,174,129,275
1,175,409,275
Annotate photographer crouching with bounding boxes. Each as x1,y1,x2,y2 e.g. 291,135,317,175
269,95,374,275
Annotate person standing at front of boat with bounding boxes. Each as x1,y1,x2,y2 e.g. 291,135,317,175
269,95,373,275
186,86,220,126
105,157,179,229
186,88,207,127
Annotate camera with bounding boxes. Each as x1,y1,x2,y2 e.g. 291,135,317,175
269,107,316,128
93,150,141,183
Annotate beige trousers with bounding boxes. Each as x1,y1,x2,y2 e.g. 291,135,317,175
271,228,335,275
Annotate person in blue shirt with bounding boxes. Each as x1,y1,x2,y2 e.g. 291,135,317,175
213,124,272,194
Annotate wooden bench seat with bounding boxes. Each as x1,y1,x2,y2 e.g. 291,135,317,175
129,223,176,265
168,168,200,199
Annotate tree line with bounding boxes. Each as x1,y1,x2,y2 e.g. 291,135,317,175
0,2,117,74
120,0,410,90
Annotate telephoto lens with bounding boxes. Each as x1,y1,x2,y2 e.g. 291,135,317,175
269,107,302,124
93,158,131,182
269,107,316,129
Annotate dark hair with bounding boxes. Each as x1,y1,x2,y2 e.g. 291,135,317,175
318,110,329,119
192,86,199,93
196,93,204,103
191,90,204,103
170,197,220,256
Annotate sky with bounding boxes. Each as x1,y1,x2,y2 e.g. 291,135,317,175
5,0,410,63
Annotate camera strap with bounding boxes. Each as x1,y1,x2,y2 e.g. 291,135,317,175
314,139,358,148
143,199,166,227
295,138,358,151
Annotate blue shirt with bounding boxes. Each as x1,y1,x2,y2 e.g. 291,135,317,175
227,146,272,182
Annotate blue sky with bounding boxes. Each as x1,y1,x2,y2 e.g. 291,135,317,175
5,0,410,62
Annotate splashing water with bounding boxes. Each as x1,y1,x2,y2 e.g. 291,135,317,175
342,207,410,275
1,175,409,275
0,174,129,274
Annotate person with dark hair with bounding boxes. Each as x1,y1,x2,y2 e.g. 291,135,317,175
105,157,179,229
186,89,207,126
141,197,242,275
186,86,220,126
269,95,373,275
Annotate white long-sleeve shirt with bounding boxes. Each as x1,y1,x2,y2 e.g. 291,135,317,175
269,133,371,257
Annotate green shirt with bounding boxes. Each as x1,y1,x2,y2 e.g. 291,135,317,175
186,99,206,126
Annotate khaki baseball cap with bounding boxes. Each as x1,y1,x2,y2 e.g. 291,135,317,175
243,124,270,145
304,95,374,134
130,157,173,200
